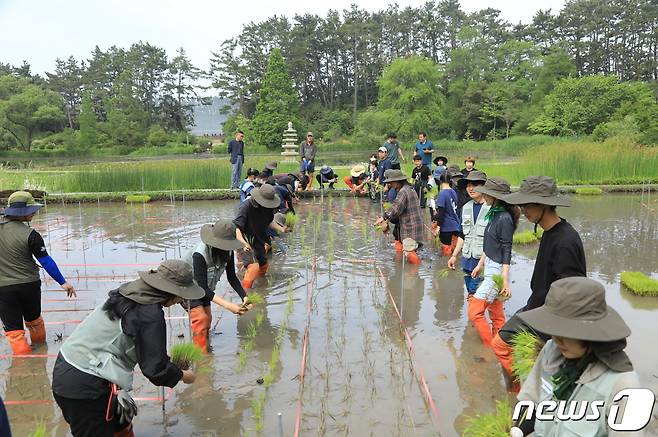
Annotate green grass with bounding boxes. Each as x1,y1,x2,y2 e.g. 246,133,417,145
511,331,543,381
620,272,658,296
463,400,513,437
125,194,151,203
513,228,544,244
575,187,603,195
170,342,204,370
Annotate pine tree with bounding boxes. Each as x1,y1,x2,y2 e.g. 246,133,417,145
251,49,300,149
78,92,98,148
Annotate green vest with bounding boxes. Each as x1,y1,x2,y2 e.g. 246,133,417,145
0,219,40,287
59,306,138,391
461,201,490,260
184,242,226,293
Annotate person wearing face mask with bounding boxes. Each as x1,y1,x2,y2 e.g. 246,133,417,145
514,277,641,436
491,176,586,384
0,191,76,355
52,260,204,437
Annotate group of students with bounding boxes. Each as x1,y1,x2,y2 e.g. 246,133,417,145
0,154,646,436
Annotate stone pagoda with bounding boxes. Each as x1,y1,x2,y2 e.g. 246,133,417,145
280,121,299,162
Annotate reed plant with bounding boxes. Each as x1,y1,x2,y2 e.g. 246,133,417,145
170,342,204,370
463,400,513,437
511,331,543,381
620,271,658,296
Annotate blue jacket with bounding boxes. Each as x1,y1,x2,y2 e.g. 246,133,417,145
377,158,393,184
415,140,434,166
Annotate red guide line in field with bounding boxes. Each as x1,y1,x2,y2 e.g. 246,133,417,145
42,308,95,313
376,266,440,428
58,263,157,267
42,315,187,326
4,388,174,405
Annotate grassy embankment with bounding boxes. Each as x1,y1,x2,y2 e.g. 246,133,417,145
1,137,656,201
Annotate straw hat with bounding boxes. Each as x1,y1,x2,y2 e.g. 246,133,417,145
3,191,43,217
138,260,205,300
383,169,409,183
250,184,281,209
518,277,631,342
350,164,366,178
504,176,571,207
474,176,512,199
200,220,243,251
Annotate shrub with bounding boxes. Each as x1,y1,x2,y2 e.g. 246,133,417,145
146,125,169,147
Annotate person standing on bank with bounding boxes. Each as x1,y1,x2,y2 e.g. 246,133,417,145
233,184,288,289
415,132,434,168
299,132,317,191
515,277,640,437
185,220,250,353
383,132,405,170
491,176,586,381
0,191,75,355
373,170,423,264
228,130,245,189
468,177,519,346
52,260,203,437
447,171,490,296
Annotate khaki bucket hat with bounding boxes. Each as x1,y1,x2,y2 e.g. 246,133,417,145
200,220,243,251
402,238,418,252
265,161,278,171
474,176,511,199
251,184,281,209
457,170,487,189
518,277,631,342
350,164,366,178
383,169,409,183
138,260,205,300
503,176,571,207
3,191,43,217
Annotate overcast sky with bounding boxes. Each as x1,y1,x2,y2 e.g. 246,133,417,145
0,0,565,77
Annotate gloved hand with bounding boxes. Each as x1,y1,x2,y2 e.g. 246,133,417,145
116,391,138,426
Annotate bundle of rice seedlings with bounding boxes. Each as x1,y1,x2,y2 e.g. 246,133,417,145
170,342,203,370
513,230,539,245
383,202,392,211
575,187,603,195
511,331,543,381
29,422,47,437
491,273,511,301
463,400,513,437
125,194,151,203
285,212,298,227
425,185,438,199
244,293,265,305
620,271,658,296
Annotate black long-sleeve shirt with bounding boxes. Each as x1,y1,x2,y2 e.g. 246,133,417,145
233,198,274,265
52,297,182,399
482,210,514,265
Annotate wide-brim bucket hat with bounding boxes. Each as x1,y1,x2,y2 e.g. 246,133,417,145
265,161,278,171
474,176,511,199
518,277,631,342
200,220,244,251
3,191,43,217
251,184,281,209
350,164,366,178
138,260,204,300
402,238,418,252
458,170,487,189
503,175,571,207
433,156,448,166
383,169,409,183
273,212,286,227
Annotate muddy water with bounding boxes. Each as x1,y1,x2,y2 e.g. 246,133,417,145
1,194,656,436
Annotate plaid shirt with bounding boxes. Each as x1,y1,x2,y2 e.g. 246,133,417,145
384,184,424,243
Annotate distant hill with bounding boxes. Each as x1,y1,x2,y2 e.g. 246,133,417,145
191,97,231,136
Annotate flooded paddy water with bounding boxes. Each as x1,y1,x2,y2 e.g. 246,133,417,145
1,193,657,436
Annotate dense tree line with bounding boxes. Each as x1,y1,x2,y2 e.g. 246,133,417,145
212,0,658,142
0,44,205,152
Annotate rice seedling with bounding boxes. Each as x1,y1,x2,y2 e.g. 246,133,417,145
125,194,151,203
462,400,513,437
511,331,543,381
383,202,392,211
244,293,265,305
436,268,450,278
285,211,298,227
513,230,538,244
575,187,603,195
620,271,658,296
170,342,204,370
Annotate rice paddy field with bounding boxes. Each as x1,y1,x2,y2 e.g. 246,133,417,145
1,193,657,436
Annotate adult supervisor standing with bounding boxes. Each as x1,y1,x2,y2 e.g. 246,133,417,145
52,259,203,437
299,132,317,191
491,176,586,381
0,191,75,355
186,220,249,353
384,132,405,170
233,184,288,289
228,130,245,189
